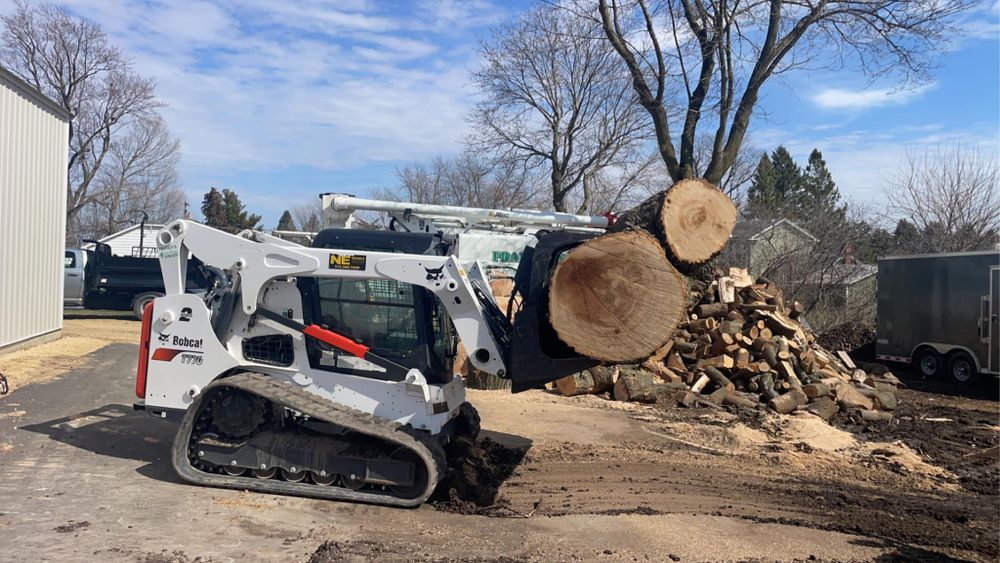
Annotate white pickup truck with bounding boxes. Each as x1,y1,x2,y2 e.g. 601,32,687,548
64,248,87,307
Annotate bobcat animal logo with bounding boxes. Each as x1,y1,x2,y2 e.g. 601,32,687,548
424,265,445,281
158,332,170,343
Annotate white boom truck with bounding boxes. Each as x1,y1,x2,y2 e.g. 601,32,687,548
317,193,612,274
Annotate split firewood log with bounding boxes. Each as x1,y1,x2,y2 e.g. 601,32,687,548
613,369,679,402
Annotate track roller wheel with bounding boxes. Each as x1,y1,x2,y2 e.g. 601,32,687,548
311,471,336,486
281,468,307,482
223,464,246,476
340,473,366,490
252,467,277,479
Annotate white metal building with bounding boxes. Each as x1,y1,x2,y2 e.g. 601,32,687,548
0,66,70,351
82,223,165,257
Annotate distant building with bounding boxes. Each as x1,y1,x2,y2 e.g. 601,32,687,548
0,65,70,351
721,218,818,277
800,258,878,329
722,219,877,330
82,223,164,257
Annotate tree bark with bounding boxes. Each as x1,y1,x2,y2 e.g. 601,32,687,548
555,366,618,397
613,369,677,402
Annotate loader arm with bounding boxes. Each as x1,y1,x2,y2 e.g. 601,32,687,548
156,220,508,377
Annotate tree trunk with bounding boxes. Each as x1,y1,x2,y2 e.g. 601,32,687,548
547,231,688,362
609,178,737,267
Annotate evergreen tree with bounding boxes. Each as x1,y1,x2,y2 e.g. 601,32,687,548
201,187,227,228
802,149,843,217
276,210,295,231
747,146,803,217
770,146,805,211
221,188,263,231
746,153,778,211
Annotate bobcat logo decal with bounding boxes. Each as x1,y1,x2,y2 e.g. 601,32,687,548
424,265,445,281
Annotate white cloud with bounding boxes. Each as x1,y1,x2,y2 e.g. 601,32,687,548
811,83,936,110
2,0,507,176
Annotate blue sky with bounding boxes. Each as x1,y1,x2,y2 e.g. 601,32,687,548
2,0,997,227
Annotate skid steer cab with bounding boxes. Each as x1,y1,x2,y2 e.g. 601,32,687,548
132,220,597,506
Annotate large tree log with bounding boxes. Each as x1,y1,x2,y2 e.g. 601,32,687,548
610,178,737,266
548,231,688,362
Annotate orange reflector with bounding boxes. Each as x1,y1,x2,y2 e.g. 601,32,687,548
135,301,154,399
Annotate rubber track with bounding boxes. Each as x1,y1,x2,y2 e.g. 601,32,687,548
171,372,446,508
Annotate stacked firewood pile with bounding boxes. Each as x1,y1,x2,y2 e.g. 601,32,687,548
553,267,900,421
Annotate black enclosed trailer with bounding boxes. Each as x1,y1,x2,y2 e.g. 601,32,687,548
876,250,1000,384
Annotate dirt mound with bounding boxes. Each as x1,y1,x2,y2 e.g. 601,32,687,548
431,437,528,514
816,321,875,359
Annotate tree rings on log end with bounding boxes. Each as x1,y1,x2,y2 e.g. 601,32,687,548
547,231,687,363
660,178,737,265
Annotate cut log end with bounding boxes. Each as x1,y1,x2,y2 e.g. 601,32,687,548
659,179,738,265
548,231,687,362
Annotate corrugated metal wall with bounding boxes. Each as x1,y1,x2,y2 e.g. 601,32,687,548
0,71,69,350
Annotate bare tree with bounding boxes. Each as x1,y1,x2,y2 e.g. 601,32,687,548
1,1,161,242
374,152,542,210
888,143,1000,253
594,0,971,184
470,3,649,213
76,117,184,241
564,149,667,213
692,136,761,200
291,199,324,233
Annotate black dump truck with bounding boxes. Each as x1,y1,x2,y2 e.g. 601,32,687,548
876,250,1000,385
82,240,210,318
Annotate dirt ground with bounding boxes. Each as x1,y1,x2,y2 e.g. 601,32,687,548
0,318,997,562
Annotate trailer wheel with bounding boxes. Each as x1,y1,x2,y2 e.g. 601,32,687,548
946,351,978,385
131,292,162,320
913,347,942,378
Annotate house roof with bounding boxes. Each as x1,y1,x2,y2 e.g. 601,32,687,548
81,223,165,248
805,262,877,286
0,65,71,121
731,218,818,243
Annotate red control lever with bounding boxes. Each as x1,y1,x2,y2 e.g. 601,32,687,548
303,325,369,358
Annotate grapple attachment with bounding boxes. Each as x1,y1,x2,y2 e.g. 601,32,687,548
503,231,601,392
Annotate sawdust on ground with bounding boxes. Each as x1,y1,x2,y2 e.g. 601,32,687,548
452,388,995,559
0,318,139,394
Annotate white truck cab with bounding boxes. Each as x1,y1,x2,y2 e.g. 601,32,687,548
64,249,87,307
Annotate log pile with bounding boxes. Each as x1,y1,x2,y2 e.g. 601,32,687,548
553,267,899,421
